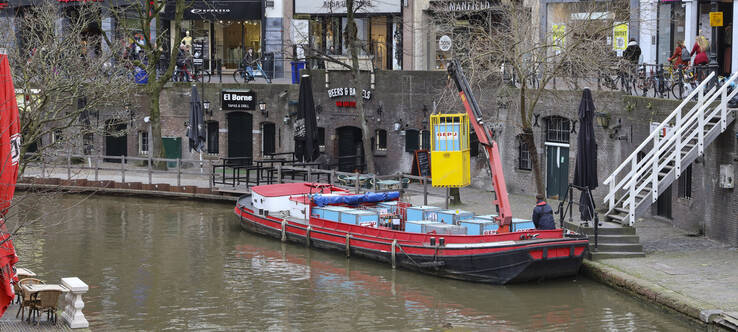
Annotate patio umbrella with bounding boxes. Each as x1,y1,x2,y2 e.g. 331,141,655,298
572,88,598,221
0,51,20,316
295,74,319,162
188,85,205,153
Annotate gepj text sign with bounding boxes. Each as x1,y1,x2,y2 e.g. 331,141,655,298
221,90,256,111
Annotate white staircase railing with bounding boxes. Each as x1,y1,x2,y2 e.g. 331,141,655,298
603,71,738,226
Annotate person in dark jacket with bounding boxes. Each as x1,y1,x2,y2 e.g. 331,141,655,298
623,38,641,65
532,194,555,230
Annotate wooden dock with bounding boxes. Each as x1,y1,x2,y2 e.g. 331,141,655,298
0,304,78,331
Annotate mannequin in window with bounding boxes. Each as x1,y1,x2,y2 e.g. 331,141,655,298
181,30,193,49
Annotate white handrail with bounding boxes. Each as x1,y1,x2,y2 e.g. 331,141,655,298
603,72,716,186
604,70,738,225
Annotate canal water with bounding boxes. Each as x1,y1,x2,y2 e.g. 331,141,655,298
10,195,698,331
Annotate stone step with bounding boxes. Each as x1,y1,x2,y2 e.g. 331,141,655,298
563,221,636,235
589,242,643,252
588,234,641,244
589,251,646,260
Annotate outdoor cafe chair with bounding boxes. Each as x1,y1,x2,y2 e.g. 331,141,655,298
28,289,63,325
16,278,45,321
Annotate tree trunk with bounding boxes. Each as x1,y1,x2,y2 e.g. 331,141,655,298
518,85,545,195
149,89,167,170
346,0,376,174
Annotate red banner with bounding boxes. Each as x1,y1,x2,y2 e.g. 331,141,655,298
0,53,20,316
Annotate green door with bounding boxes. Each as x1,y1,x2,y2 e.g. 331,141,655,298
162,137,182,168
546,145,570,199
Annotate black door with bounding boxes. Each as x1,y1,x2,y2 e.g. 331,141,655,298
104,120,127,163
227,112,253,164
336,126,363,172
262,122,276,156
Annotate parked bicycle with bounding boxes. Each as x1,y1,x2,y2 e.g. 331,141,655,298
173,64,211,83
233,59,272,84
599,61,634,95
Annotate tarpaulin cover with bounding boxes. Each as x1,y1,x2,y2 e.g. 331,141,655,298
0,52,20,317
312,192,400,207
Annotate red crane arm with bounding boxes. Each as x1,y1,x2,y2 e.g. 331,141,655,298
447,60,513,230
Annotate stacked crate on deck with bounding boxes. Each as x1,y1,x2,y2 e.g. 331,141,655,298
318,206,354,222
459,219,499,235
405,220,444,233
436,209,474,225
405,206,442,221
341,209,379,227
424,223,467,235
511,218,535,232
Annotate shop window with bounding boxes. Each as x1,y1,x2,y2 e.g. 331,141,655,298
83,133,94,155
52,129,63,145
678,164,692,199
405,129,419,152
138,131,148,155
518,135,532,170
375,129,387,150
545,116,570,143
206,121,219,154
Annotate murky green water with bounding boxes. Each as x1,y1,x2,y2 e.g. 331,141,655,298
9,195,698,331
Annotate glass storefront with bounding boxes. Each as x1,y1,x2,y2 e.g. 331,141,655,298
657,3,686,65
305,16,397,70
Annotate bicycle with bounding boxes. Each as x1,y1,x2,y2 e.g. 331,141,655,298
173,63,211,83
671,65,695,99
599,62,634,94
233,59,272,84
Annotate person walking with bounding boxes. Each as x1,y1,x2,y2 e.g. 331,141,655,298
623,38,642,65
532,194,555,230
241,48,257,81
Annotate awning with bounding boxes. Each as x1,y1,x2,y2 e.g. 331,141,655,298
163,0,261,21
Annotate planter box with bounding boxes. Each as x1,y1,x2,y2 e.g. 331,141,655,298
126,182,143,190
98,180,114,188
154,183,170,191
60,180,73,187
179,186,196,194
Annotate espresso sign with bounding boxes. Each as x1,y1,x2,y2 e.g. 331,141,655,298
221,90,256,111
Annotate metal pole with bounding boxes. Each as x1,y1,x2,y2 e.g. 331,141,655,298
121,155,126,183
177,158,181,187
445,187,449,209
423,177,428,205
354,171,360,194
66,149,71,180
94,154,99,181
148,154,153,185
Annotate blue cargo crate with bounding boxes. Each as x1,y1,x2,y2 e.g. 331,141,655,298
341,210,379,226
377,201,399,214
310,207,325,218
476,214,498,221
436,209,474,224
405,220,442,233
423,223,467,235
511,218,536,232
321,206,353,222
459,219,499,235
406,206,442,221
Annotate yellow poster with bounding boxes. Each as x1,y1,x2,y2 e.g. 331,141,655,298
552,24,565,51
613,22,629,51
710,12,723,27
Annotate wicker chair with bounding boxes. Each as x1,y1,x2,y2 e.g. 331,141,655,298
16,278,45,321
29,289,63,325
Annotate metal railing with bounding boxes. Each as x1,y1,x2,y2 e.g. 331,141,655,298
24,152,217,189
603,71,738,225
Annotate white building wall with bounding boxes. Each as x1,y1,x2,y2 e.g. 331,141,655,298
639,0,658,64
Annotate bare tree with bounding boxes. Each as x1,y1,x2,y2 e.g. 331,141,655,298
431,0,629,195
287,0,378,173
114,0,188,167
0,2,136,176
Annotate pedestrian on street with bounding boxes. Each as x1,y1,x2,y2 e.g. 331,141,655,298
668,40,689,70
691,33,709,66
532,194,555,230
623,38,641,65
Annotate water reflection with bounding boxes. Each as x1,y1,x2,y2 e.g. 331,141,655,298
9,195,696,331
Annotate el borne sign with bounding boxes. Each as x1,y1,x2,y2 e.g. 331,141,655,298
221,90,256,111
